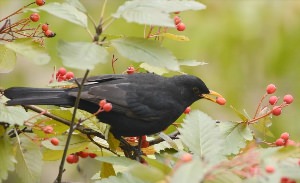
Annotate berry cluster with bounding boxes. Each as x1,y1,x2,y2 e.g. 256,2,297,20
173,12,186,31
42,125,54,134
248,84,294,124
50,67,75,83
66,150,97,164
98,99,113,112
41,23,56,38
275,132,297,147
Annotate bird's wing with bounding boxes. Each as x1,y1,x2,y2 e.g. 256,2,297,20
70,76,175,122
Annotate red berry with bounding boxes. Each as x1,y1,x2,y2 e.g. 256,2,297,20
89,153,97,158
269,96,278,105
283,94,294,104
184,106,191,114
103,103,112,112
36,0,45,6
266,84,276,94
41,23,49,31
77,151,89,158
216,97,226,105
126,66,135,74
66,154,78,164
174,16,181,25
99,99,107,107
180,153,193,163
272,106,282,116
65,72,74,80
265,165,275,174
285,139,295,146
281,177,289,183
280,132,289,141
43,125,53,134
50,138,59,146
30,13,40,22
176,22,186,31
141,140,149,148
44,30,56,37
57,67,66,77
275,138,285,146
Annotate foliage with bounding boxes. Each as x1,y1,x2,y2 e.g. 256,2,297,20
0,0,299,183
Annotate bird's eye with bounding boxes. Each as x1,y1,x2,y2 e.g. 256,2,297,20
193,87,200,94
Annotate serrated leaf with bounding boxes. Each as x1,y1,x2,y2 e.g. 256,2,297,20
0,44,16,73
219,121,253,155
158,132,178,150
230,105,248,122
32,2,87,27
171,159,205,183
112,37,179,71
179,60,207,67
57,40,108,70
179,110,225,164
15,135,42,183
5,38,50,65
142,156,172,174
154,139,184,152
0,104,30,126
159,33,190,41
0,134,16,182
113,0,205,27
100,162,116,179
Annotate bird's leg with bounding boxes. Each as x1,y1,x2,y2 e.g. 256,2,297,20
118,137,144,161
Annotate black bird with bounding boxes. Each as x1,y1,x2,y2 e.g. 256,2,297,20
3,73,222,137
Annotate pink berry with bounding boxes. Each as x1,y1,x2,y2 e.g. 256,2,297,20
184,106,191,114
50,138,59,146
216,97,226,105
44,29,56,37
272,106,282,116
266,84,276,94
41,23,49,32
57,67,66,76
265,165,275,174
176,22,186,31
65,72,74,80
285,139,295,146
30,13,40,22
99,99,107,107
43,125,53,134
275,138,285,146
269,96,278,105
66,154,78,164
174,16,181,25
283,94,294,104
126,66,135,74
280,132,289,141
77,151,89,158
180,153,193,163
103,103,112,112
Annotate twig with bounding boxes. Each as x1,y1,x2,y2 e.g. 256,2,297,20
148,131,180,146
55,70,90,183
86,134,120,157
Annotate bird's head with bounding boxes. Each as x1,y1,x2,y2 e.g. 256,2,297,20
172,75,224,104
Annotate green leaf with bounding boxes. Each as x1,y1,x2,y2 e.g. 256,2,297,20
179,60,207,67
113,0,206,27
15,135,42,183
32,2,87,27
230,105,249,122
5,38,50,65
139,63,169,75
159,33,190,41
127,163,165,182
111,37,179,71
65,0,87,13
219,121,253,155
0,134,16,182
95,156,137,167
100,162,116,179
142,156,172,174
205,171,243,183
95,173,144,183
0,44,16,73
0,104,30,126
57,40,108,70
171,158,205,183
179,110,225,164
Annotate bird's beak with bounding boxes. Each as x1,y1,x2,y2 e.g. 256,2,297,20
201,90,224,103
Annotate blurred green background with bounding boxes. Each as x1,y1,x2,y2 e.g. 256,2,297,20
1,0,299,141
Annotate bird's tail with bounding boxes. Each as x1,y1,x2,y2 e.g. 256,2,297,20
3,87,74,106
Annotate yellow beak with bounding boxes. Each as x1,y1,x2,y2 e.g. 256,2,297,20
201,90,224,103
